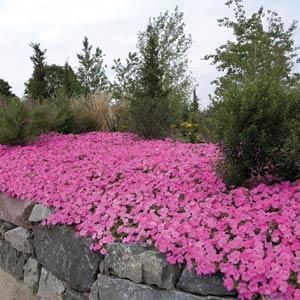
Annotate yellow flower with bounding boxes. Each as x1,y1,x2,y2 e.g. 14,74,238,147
180,122,193,129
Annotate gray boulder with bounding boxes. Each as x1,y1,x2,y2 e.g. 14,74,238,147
89,274,234,300
0,220,16,239
0,239,28,280
140,249,180,289
0,193,34,228
64,289,89,300
29,204,53,222
38,268,66,299
105,243,144,283
177,268,236,297
105,243,179,289
33,225,101,292
4,226,33,253
24,257,41,293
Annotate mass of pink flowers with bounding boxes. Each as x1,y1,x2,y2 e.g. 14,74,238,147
0,132,299,299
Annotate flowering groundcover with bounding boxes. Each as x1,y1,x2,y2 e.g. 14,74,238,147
0,132,299,299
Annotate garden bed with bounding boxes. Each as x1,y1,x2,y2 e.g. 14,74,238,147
0,132,299,299
0,195,236,299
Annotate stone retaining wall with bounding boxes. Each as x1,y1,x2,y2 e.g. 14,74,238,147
0,193,237,300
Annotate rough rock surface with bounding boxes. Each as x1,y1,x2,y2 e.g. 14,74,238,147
0,268,37,300
105,243,144,283
0,220,16,239
0,193,34,228
89,274,235,300
140,249,180,289
4,226,33,253
177,268,236,297
64,289,89,300
105,243,179,289
29,204,53,223
23,257,41,293
33,225,101,292
0,239,28,280
38,268,66,299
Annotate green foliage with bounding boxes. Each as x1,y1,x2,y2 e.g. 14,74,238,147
45,64,65,97
77,37,109,95
207,0,299,185
275,86,300,180
111,52,139,101
30,96,74,134
0,93,111,145
177,100,212,144
112,7,193,138
0,98,34,145
25,43,49,102
45,63,82,98
205,0,299,100
0,98,57,145
214,78,299,185
27,59,82,100
63,62,83,97
0,78,16,98
131,23,179,138
191,89,200,113
0,96,75,145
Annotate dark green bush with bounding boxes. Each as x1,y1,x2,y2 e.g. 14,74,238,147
276,87,300,180
0,92,115,146
212,78,299,186
0,97,35,145
0,95,73,145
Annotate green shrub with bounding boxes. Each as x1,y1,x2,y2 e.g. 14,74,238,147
0,95,73,145
0,92,115,146
130,92,183,139
276,87,300,180
0,97,36,145
30,96,75,134
212,78,299,186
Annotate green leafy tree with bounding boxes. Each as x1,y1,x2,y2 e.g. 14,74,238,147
0,78,16,98
77,37,108,94
207,0,299,185
111,52,139,101
63,62,83,97
205,0,299,100
112,7,193,138
45,63,82,97
45,64,65,97
25,43,49,102
130,24,174,137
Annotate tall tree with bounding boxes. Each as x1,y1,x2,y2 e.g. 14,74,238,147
0,78,15,98
112,7,193,138
45,64,65,97
191,89,200,112
205,0,299,100
206,0,300,185
130,24,171,137
63,62,83,97
111,52,139,102
25,43,49,102
45,63,82,97
77,37,108,94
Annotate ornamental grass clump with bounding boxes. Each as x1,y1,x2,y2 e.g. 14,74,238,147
70,92,113,133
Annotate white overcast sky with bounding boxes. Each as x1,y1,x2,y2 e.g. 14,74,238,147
0,0,299,106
